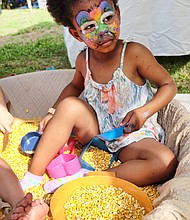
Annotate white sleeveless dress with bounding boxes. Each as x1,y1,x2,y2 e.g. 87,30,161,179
84,40,164,153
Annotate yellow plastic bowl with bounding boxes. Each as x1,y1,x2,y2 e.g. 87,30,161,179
50,172,153,220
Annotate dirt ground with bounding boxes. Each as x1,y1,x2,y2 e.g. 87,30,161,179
0,25,63,47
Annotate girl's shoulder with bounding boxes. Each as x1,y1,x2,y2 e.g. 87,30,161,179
123,41,155,64
125,41,152,56
75,49,86,65
75,48,87,76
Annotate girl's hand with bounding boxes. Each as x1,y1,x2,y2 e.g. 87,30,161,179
39,114,53,132
122,108,149,134
0,109,14,133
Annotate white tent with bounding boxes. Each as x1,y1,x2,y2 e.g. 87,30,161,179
64,0,190,67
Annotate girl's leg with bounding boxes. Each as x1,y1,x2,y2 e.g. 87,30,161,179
29,97,99,176
0,158,25,210
109,139,177,186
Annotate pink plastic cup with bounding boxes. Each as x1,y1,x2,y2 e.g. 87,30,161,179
46,154,81,179
59,137,76,154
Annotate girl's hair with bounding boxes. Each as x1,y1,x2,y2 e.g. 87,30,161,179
47,0,119,28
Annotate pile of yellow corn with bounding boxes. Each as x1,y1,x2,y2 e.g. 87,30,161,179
82,146,121,170
64,185,145,219
0,121,159,219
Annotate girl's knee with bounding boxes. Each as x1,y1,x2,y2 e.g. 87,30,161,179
58,96,83,109
165,152,177,175
155,150,177,181
56,97,87,115
159,147,177,169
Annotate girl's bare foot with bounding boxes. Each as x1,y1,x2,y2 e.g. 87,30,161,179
6,193,49,220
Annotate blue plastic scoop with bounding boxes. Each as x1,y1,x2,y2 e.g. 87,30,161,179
97,124,128,141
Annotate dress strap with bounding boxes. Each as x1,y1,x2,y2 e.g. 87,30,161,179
85,47,90,72
120,36,135,69
85,47,93,83
119,42,127,69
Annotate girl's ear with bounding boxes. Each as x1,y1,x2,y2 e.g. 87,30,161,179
69,28,83,42
116,7,121,24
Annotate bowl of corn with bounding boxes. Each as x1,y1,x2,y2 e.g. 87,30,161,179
79,136,119,171
20,131,41,154
50,171,153,220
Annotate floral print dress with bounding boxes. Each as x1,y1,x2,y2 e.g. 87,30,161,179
84,40,164,153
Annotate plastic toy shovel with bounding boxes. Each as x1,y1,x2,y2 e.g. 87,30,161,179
97,124,128,141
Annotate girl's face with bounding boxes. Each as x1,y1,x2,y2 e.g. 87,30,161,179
71,0,120,52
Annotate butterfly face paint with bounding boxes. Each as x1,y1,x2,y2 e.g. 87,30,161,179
76,0,120,49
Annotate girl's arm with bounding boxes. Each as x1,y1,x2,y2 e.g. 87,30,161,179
51,51,86,109
39,53,85,131
0,87,14,133
52,69,84,109
122,43,177,132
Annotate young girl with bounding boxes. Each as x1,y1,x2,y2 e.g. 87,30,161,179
21,0,177,189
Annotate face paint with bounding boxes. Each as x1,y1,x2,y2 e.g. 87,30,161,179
76,0,120,49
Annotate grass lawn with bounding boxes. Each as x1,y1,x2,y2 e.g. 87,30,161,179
0,9,54,36
0,9,71,77
0,9,190,93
